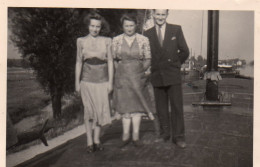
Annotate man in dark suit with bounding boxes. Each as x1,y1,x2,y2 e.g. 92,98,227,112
144,9,189,148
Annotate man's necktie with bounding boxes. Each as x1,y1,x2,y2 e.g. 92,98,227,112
158,26,163,47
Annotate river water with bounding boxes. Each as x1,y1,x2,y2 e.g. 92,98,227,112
237,65,254,78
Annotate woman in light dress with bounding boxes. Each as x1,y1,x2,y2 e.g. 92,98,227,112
75,13,113,153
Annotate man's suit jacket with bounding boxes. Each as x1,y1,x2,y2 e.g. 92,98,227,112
144,23,189,86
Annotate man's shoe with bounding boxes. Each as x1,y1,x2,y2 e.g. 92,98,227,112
175,141,186,149
94,143,104,151
154,137,164,143
163,135,170,142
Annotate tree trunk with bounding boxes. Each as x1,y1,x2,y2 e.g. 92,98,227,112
51,87,62,119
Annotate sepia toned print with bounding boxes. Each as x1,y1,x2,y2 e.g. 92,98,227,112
6,8,253,167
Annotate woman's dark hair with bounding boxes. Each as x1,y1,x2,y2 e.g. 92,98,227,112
83,12,110,36
120,13,138,26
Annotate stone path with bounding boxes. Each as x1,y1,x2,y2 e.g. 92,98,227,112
17,105,253,167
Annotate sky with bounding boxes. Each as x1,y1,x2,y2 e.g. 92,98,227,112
8,10,254,63
167,10,254,62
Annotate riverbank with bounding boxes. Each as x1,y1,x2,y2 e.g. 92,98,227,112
7,67,85,155
237,65,254,78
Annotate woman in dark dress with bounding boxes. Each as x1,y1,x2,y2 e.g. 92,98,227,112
112,14,154,147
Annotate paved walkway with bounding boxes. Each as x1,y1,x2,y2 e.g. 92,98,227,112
16,79,253,167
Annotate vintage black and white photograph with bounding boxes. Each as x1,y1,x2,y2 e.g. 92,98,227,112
6,7,254,167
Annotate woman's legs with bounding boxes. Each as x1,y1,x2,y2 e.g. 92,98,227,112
93,125,101,144
93,124,105,151
122,117,131,141
119,117,131,148
132,115,142,141
84,120,104,151
84,119,93,146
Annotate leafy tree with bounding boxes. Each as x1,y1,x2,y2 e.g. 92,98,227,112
9,8,88,118
21,58,31,69
9,8,147,119
196,55,206,67
97,9,147,36
190,56,196,62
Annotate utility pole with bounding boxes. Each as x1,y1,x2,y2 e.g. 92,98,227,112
205,10,219,101
193,10,231,106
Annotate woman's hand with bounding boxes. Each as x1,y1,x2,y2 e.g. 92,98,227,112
148,112,155,120
144,69,151,76
75,82,81,95
108,83,113,94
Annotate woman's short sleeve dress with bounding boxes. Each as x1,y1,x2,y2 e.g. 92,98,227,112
77,35,112,127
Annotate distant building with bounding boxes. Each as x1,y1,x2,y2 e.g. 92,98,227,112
237,60,242,66
181,59,195,71
218,58,246,67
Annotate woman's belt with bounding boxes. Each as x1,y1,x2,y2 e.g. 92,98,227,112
84,57,107,65
81,58,109,83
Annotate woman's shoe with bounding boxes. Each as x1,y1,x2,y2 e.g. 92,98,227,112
86,145,95,153
94,143,104,151
175,141,186,149
119,138,131,148
132,140,143,147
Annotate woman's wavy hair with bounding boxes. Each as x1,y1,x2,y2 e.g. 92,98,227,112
119,13,141,34
120,13,138,26
83,12,110,36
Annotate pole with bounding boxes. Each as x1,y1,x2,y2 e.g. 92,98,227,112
205,10,219,101
200,11,204,56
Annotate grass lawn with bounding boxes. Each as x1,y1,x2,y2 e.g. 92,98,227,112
7,68,50,124
7,68,85,154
